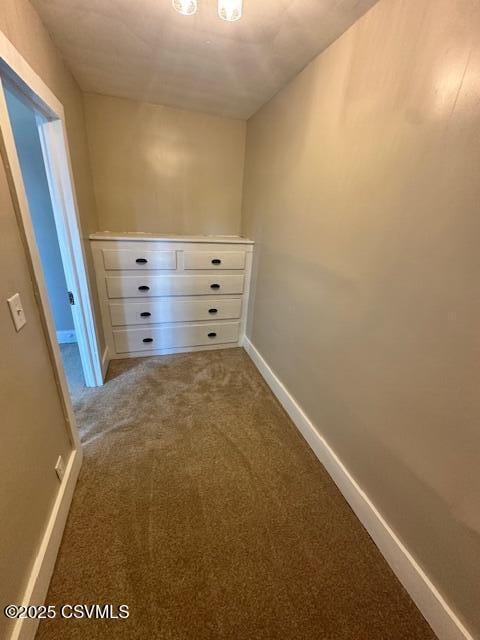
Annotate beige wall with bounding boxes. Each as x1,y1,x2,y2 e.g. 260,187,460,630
242,0,480,634
0,147,72,638
0,0,104,351
0,0,97,236
84,93,246,235
0,1,99,634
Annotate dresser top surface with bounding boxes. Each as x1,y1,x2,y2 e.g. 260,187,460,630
90,231,254,245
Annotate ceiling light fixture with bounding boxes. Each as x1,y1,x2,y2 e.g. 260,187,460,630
172,0,197,16
218,0,243,22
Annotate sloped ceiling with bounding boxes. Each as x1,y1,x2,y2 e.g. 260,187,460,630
31,0,378,119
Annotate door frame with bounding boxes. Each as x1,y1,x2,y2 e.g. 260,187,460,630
0,32,104,398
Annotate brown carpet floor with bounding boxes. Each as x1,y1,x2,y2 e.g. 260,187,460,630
36,348,436,640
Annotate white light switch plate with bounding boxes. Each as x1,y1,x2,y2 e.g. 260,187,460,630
7,293,26,332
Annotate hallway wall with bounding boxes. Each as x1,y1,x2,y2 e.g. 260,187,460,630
242,0,480,635
0,2,100,635
84,93,246,235
0,142,72,640
0,0,104,349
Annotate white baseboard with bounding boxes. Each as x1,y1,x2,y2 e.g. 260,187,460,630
243,337,474,640
9,447,82,640
56,329,76,344
101,346,110,381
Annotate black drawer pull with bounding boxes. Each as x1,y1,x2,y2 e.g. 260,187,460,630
138,285,150,291
210,283,220,290
142,338,154,343
211,258,222,265
136,258,148,264
140,311,151,317
208,332,217,338
208,308,218,314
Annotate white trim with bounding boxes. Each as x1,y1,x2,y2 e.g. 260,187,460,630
9,447,82,640
243,337,474,640
89,231,254,244
101,346,110,380
36,115,103,386
0,91,77,451
0,30,103,390
56,329,76,344
0,37,89,640
239,249,253,347
0,31,62,117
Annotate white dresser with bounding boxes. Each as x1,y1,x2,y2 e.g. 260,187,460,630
90,232,254,360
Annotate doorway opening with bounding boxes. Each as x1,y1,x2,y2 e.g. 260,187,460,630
4,85,86,394
0,43,104,403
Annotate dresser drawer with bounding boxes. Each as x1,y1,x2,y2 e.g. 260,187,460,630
102,249,176,270
105,274,244,298
109,298,242,326
183,251,245,270
113,322,240,353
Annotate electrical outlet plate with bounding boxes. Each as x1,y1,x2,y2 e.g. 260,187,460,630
7,293,26,332
54,455,65,482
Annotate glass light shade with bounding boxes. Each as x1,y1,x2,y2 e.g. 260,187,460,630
172,0,197,16
218,0,243,21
